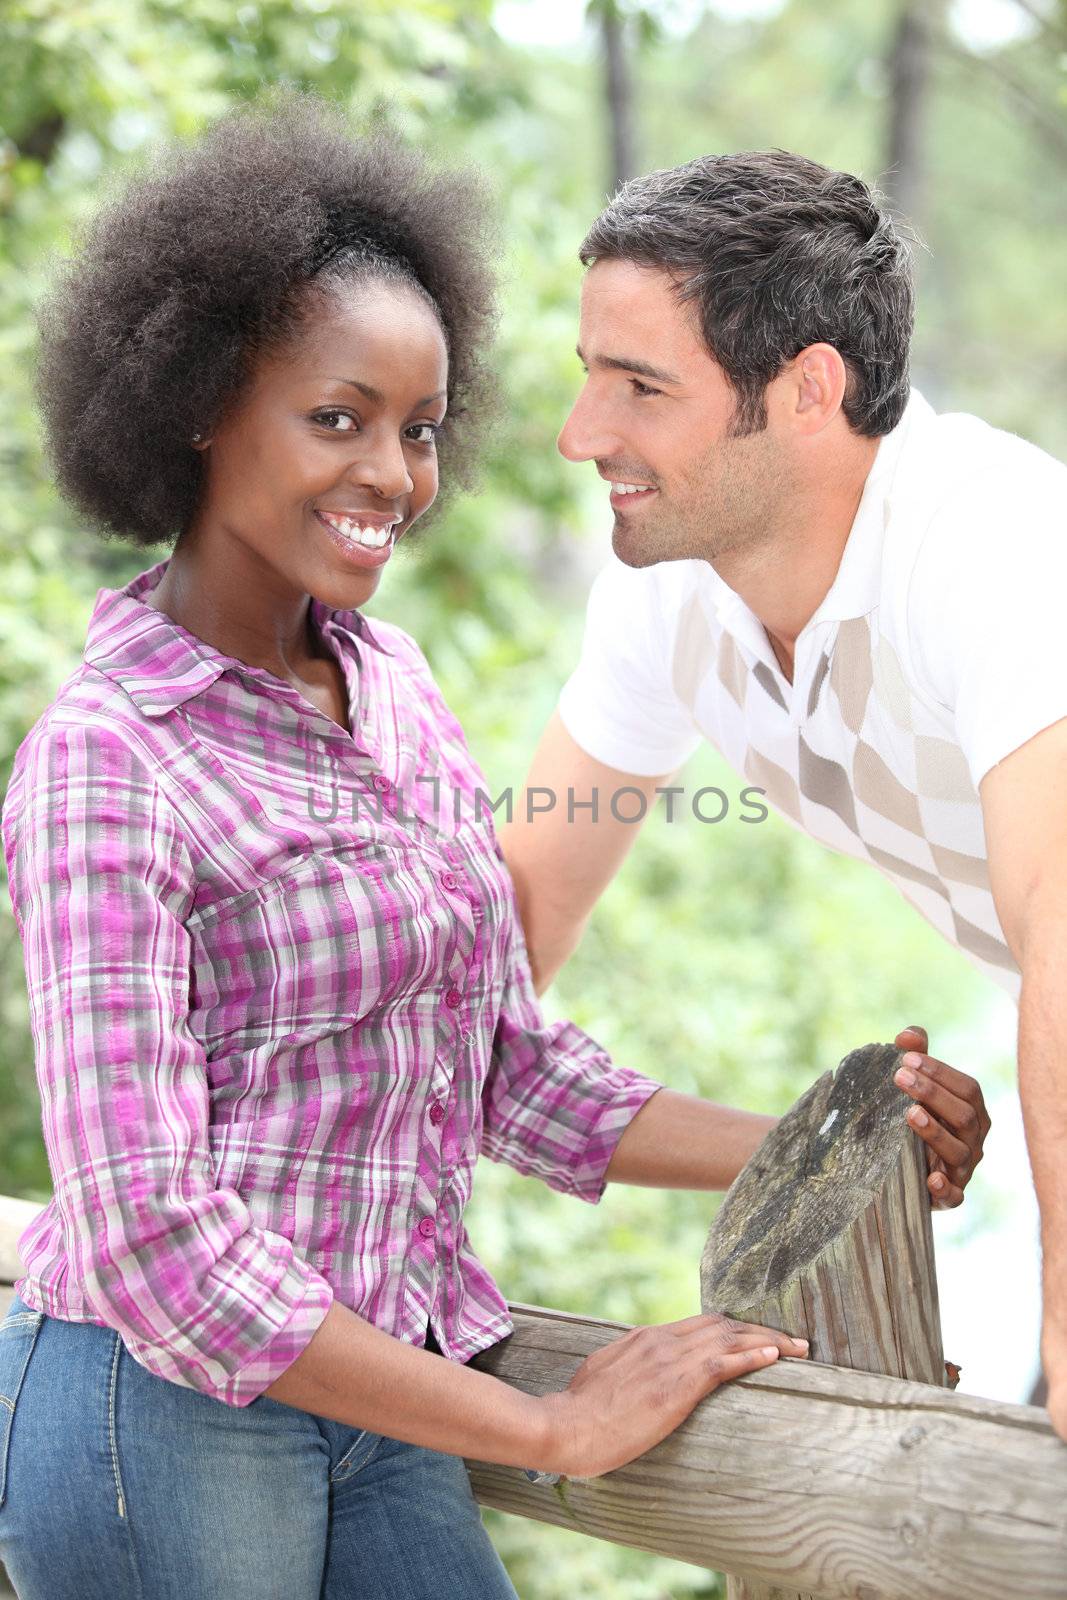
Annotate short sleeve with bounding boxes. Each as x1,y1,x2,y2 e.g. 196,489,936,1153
479,894,663,1203
1,718,333,1406
557,555,704,776
906,454,1067,790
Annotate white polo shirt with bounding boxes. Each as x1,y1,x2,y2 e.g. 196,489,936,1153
558,389,1067,999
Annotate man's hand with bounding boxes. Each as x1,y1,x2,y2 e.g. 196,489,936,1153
891,1025,990,1209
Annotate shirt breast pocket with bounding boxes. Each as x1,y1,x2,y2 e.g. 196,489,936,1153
188,842,467,1057
0,1300,44,1510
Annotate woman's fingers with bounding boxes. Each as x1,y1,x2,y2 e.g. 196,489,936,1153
928,1169,965,1209
631,1311,809,1358
905,1099,972,1171
701,1343,783,1389
556,1315,807,1477
676,1314,808,1358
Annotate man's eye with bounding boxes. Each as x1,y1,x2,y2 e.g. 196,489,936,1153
630,379,661,399
314,409,357,431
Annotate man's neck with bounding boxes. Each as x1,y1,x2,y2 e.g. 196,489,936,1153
714,433,880,684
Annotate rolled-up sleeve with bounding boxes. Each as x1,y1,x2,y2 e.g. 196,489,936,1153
479,913,663,1203
1,718,333,1406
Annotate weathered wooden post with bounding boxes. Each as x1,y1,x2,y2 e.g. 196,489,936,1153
701,1042,950,1600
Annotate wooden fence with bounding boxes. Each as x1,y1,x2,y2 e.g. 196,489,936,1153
3,1044,1067,1595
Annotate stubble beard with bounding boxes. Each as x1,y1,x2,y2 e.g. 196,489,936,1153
611,430,782,571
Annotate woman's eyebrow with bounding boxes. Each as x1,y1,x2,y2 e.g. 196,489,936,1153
574,346,681,385
330,377,448,409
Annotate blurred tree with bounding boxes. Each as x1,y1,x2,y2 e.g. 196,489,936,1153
589,0,640,192
885,0,939,225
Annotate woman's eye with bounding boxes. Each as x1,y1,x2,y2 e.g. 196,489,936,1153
630,379,661,399
314,409,357,431
407,422,441,445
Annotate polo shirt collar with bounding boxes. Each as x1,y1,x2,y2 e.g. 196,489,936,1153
83,557,392,719
806,385,935,626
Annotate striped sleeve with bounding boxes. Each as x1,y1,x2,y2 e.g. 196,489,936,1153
1,718,333,1406
479,911,663,1202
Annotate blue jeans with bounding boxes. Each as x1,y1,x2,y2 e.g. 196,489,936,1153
0,1293,519,1599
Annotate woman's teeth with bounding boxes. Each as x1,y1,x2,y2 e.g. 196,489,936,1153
320,513,393,548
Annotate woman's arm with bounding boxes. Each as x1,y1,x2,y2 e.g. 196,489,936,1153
1,719,335,1406
264,1296,806,1478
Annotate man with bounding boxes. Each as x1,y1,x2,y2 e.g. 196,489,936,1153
499,150,1066,1436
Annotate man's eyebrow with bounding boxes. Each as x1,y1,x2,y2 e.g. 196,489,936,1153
574,345,682,385
331,378,448,409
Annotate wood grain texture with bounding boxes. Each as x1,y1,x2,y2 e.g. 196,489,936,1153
701,1044,947,1600
465,1304,1067,1600
701,1043,944,1384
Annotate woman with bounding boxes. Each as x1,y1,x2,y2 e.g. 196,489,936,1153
0,94,804,1599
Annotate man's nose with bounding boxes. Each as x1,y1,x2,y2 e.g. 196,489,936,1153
557,387,618,464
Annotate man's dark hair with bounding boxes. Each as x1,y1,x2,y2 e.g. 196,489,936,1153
580,149,914,437
35,89,497,548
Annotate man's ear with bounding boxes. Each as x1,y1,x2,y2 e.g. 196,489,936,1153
787,343,848,435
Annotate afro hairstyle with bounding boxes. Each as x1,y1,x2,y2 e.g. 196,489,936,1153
34,89,498,548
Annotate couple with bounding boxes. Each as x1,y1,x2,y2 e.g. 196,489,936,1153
1,87,1045,1599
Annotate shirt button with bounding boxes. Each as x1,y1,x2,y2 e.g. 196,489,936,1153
441,871,459,892
445,987,462,1009
372,774,391,793
429,1101,445,1126
418,1216,437,1239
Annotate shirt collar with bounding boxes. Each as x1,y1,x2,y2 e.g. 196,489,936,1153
83,557,392,719
805,385,934,627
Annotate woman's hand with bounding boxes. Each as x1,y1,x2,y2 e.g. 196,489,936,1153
892,1025,990,1209
537,1313,809,1479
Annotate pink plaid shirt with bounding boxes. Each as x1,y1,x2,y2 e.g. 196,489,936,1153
2,559,662,1406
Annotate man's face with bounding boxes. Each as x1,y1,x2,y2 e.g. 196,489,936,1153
558,259,792,569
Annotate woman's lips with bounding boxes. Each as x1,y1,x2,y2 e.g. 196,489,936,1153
315,511,398,569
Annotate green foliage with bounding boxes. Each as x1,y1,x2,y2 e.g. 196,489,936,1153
0,1,1061,1593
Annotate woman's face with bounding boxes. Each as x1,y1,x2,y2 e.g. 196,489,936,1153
190,277,449,609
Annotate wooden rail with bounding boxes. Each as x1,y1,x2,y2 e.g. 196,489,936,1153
464,1302,1067,1600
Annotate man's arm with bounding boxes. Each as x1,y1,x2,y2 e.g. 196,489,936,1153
499,710,675,993
981,715,1067,1443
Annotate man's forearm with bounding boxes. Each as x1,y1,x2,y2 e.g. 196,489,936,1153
1018,945,1067,1374
605,1087,778,1190
501,711,673,994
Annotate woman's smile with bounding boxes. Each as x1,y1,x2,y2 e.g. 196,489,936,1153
314,508,402,568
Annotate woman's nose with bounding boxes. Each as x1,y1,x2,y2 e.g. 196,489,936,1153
348,434,414,498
